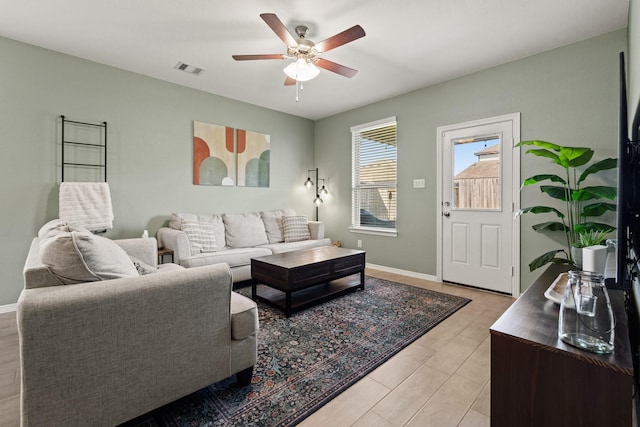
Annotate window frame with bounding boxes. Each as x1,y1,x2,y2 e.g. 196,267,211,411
350,116,398,237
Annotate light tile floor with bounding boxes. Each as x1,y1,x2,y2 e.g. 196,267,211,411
0,268,515,427
299,269,515,427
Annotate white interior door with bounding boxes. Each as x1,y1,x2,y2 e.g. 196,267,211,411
438,115,519,294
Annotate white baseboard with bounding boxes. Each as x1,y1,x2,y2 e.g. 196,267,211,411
0,303,17,314
366,263,439,282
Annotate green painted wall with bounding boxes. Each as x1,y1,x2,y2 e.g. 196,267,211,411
0,36,315,306
315,29,626,292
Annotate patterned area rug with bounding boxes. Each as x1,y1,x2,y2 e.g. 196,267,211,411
139,276,470,426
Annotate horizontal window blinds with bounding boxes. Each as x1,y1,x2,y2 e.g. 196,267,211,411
352,117,397,231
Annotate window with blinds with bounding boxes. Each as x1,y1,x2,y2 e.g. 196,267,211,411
351,117,397,235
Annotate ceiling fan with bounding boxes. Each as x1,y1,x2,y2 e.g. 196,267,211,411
232,13,365,86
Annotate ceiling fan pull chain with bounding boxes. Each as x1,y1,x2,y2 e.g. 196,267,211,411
296,80,299,102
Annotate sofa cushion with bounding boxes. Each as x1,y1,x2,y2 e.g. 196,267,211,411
169,213,226,248
230,292,259,340
282,215,311,243
180,247,272,269
259,238,332,254
157,263,185,273
223,212,268,248
182,219,217,253
39,230,138,285
260,208,296,244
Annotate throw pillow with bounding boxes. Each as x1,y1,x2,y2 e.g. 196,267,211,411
37,219,90,238
170,213,226,248
282,215,311,243
182,220,217,254
223,212,269,248
261,208,296,244
130,256,158,275
39,230,139,285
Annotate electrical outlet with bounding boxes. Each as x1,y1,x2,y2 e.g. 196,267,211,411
357,240,362,248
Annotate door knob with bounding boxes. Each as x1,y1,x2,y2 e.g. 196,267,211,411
443,212,450,217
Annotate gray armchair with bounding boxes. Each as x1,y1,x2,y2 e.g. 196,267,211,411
18,234,258,426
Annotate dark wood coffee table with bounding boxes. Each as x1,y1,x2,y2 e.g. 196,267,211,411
251,246,366,317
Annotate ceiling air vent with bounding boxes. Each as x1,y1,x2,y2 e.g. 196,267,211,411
174,62,205,76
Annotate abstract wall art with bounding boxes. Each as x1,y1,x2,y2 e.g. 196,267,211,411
193,121,235,186
236,129,270,187
193,121,270,187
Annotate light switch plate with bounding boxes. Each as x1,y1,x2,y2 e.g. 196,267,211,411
413,179,426,188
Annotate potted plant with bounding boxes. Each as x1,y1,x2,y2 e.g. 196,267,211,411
516,140,616,271
576,229,610,247
572,229,611,268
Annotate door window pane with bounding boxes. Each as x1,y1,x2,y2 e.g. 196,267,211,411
453,137,501,210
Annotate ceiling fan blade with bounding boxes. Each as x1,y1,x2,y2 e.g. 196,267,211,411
315,25,365,53
284,76,297,86
232,54,286,61
316,58,358,78
260,13,298,48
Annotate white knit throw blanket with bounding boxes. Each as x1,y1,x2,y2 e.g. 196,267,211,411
59,182,114,231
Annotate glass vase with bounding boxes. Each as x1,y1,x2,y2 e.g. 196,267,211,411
558,270,615,354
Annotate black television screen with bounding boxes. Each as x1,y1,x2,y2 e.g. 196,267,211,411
616,51,640,290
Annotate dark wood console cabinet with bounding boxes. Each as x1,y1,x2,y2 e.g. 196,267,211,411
490,264,634,426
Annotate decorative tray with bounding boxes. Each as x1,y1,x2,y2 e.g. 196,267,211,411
544,272,569,304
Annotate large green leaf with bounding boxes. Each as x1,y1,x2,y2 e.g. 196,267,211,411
558,147,593,168
518,205,565,218
574,222,616,234
529,249,570,271
571,186,617,201
581,202,617,217
521,174,566,187
525,148,562,166
577,158,617,184
532,221,568,232
540,185,570,201
516,140,561,151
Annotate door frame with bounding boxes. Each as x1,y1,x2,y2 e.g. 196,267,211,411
436,113,521,297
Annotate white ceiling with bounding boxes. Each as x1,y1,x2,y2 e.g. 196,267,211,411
0,0,629,120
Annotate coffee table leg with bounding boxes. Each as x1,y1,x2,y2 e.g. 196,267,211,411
360,269,365,290
285,291,292,318
252,281,257,301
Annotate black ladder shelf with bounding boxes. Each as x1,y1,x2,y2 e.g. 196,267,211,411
61,115,107,182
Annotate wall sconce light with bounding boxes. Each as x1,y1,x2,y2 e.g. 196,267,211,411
305,168,327,220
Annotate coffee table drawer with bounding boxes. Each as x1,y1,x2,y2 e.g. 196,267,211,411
291,262,332,284
335,254,365,275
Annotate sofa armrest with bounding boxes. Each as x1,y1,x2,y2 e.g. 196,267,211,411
308,221,325,240
115,237,158,268
18,263,235,426
157,227,191,265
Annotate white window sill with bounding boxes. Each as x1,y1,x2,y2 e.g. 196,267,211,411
350,226,398,237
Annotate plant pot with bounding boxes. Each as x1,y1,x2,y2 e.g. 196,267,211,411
582,245,608,274
571,246,583,269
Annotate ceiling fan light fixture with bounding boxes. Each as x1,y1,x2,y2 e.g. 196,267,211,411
283,58,320,82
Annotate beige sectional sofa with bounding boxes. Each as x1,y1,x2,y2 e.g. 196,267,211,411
157,209,331,283
18,220,258,426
